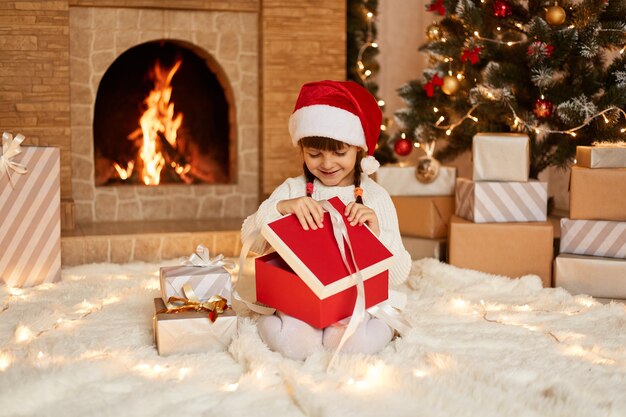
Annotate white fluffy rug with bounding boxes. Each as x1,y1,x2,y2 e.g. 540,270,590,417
1,259,625,417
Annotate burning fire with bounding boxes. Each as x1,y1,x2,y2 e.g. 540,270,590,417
116,59,189,185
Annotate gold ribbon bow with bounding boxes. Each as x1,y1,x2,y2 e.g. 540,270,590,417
159,284,230,322
0,132,28,186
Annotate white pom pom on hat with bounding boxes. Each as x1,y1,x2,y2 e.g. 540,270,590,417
288,80,382,175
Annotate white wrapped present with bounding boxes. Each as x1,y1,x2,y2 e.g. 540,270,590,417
576,144,626,168
472,133,529,182
376,163,456,196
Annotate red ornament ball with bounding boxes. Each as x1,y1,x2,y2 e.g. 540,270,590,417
533,98,553,118
493,0,512,17
394,138,413,156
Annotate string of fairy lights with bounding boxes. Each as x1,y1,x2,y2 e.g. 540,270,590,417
354,1,389,135
421,0,626,142
0,270,613,390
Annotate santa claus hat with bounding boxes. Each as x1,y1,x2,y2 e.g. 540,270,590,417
288,80,382,175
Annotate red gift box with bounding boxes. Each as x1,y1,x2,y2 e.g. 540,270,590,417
255,197,394,328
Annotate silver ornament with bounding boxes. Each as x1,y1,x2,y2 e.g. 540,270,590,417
415,155,441,183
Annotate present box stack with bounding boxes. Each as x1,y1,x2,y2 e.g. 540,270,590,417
153,247,238,356
554,144,626,299
449,133,554,286
375,162,456,261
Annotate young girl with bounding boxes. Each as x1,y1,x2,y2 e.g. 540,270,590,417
241,80,411,360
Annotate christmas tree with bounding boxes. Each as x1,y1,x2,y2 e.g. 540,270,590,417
347,0,396,164
395,0,626,178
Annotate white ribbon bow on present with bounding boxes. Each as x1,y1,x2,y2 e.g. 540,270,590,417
0,132,28,186
180,244,236,269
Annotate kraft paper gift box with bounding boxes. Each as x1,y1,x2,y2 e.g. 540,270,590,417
560,218,626,259
455,178,548,223
375,164,456,196
472,133,530,182
576,145,626,168
160,264,232,304
448,215,554,287
401,236,446,261
554,254,626,299
0,134,61,288
153,298,238,356
569,166,626,221
391,196,454,239
255,197,394,329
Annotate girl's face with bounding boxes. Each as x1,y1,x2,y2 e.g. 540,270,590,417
302,143,359,187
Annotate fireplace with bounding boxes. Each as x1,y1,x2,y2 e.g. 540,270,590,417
69,6,259,223
93,40,233,187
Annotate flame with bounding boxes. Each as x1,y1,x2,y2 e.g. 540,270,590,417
113,161,134,180
125,60,184,185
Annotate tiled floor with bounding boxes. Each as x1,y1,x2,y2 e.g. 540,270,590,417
61,218,244,266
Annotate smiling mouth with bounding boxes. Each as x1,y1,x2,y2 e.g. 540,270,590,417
319,169,340,175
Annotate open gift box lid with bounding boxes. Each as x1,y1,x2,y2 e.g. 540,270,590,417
260,196,395,300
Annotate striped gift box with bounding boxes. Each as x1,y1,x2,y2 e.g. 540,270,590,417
560,218,626,259
455,178,548,223
0,146,61,287
160,265,233,304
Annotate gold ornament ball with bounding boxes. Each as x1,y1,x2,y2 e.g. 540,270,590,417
426,23,443,41
441,75,460,95
415,155,441,184
546,5,566,25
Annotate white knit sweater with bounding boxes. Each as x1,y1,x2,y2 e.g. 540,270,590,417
241,174,412,286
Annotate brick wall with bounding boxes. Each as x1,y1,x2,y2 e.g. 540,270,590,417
0,1,72,200
261,0,346,195
1,0,347,218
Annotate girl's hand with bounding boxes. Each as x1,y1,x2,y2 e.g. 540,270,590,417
344,202,380,236
277,197,324,231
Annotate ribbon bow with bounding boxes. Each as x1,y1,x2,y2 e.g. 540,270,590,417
180,244,235,269
160,284,230,322
423,74,444,98
426,0,446,15
0,132,28,186
461,47,481,65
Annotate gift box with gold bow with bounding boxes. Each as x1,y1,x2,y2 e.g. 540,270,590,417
0,132,61,288
153,295,238,356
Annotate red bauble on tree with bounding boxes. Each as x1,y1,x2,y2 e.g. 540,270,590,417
493,0,512,17
393,137,413,156
533,97,553,118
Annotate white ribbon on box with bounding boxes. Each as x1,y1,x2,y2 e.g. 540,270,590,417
319,201,410,368
161,245,235,304
0,132,28,186
179,244,235,269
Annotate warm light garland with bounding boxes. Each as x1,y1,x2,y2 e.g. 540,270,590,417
434,104,480,135
356,9,378,83
472,30,527,46
431,101,626,138
507,104,626,137
353,1,391,136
